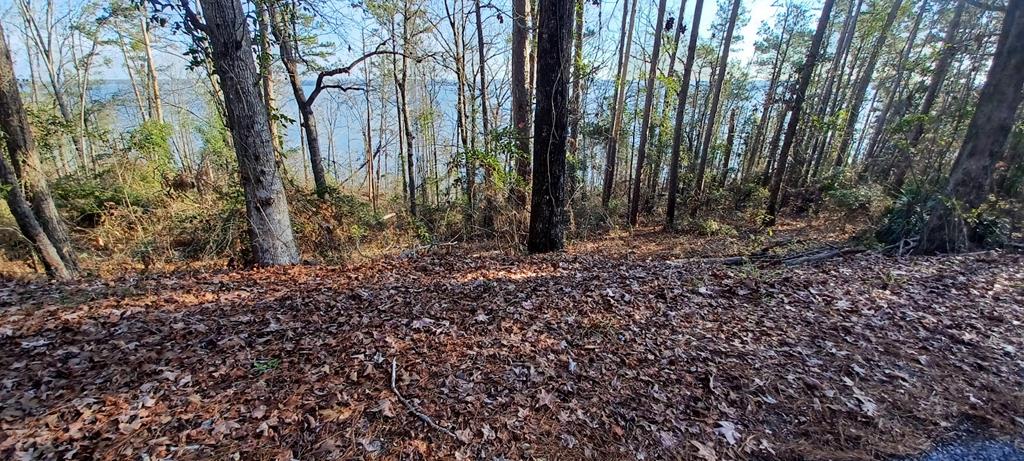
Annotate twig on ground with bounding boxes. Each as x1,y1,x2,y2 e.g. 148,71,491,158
390,358,460,441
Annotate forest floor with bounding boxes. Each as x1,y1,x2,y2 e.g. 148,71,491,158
1,218,1023,460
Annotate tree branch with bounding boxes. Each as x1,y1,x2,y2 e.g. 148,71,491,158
307,42,410,105
178,0,208,33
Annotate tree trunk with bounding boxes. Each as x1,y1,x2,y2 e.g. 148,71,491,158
140,11,164,123
528,0,573,253
832,0,903,173
601,0,639,208
690,0,741,213
627,0,668,226
0,22,77,276
567,0,586,200
718,107,737,187
17,0,87,168
916,0,1024,254
269,2,329,198
0,150,69,279
200,0,299,265
665,0,704,228
891,0,966,189
256,1,284,159
745,5,793,180
765,0,837,225
859,0,925,181
511,0,533,206
400,1,418,218
808,0,862,181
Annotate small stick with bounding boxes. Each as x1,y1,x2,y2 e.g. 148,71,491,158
390,358,460,441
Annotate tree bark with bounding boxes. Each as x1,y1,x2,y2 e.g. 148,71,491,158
832,0,903,173
765,0,837,225
511,0,533,206
627,0,669,226
690,0,741,213
891,0,966,189
0,22,78,275
199,0,300,265
140,10,164,123
601,0,639,208
567,0,585,200
718,107,737,187
528,0,573,253
665,0,705,228
0,149,69,279
269,2,329,198
916,0,1024,254
255,1,284,159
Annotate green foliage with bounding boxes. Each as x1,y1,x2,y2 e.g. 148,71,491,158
874,185,933,245
966,197,1013,247
693,218,738,237
25,104,71,163
127,120,174,172
51,166,164,225
823,182,891,218
252,358,281,374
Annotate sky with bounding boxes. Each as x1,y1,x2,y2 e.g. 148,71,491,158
0,0,793,82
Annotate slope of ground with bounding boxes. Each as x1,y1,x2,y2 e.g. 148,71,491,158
1,230,1022,460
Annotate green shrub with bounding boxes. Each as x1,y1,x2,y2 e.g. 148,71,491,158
874,185,933,245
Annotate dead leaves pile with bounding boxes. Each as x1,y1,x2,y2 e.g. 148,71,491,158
0,243,1022,460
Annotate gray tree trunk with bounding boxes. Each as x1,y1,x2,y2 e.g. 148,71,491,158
665,0,705,228
765,0,837,225
627,0,668,226
0,22,78,275
831,0,903,172
200,0,299,265
690,0,741,213
511,0,533,206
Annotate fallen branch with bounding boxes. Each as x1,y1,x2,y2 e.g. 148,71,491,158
390,358,459,441
782,247,865,266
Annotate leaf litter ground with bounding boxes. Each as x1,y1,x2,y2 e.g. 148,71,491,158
1,225,1023,460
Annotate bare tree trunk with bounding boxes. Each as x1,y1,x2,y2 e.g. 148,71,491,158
0,150,68,279
809,0,862,180
744,5,793,180
860,0,926,181
891,0,966,189
0,22,77,276
566,0,585,200
665,0,704,228
528,0,573,253
140,10,164,123
627,0,669,226
690,0,741,213
256,1,283,159
916,0,1024,254
718,107,737,187
510,0,533,206
832,0,903,173
269,2,329,197
766,0,838,225
601,0,639,208
199,0,299,265
400,0,418,218
17,0,87,168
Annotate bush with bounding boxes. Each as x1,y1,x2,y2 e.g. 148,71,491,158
51,164,165,226
823,182,891,220
874,185,933,246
